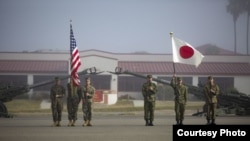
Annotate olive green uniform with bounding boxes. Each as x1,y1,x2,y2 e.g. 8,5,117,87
79,85,95,124
142,81,157,126
67,83,80,125
204,83,219,124
50,84,65,125
171,78,188,125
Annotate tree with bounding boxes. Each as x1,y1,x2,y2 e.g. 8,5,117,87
242,0,250,55
226,0,243,54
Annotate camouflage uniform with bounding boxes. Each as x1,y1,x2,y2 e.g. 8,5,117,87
50,78,65,127
67,83,81,126
171,77,188,125
204,76,220,125
79,82,95,126
142,75,157,126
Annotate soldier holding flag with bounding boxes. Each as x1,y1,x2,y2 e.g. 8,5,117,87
67,21,82,126
170,75,188,125
67,78,81,126
169,32,202,125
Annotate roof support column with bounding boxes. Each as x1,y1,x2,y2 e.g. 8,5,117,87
27,74,34,99
192,76,199,87
110,74,118,93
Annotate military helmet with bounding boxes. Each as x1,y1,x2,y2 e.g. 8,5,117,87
85,77,91,81
147,74,152,78
177,77,182,81
208,76,213,80
55,77,60,81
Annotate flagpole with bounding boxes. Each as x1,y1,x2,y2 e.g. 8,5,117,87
170,32,177,95
70,20,74,97
169,32,176,76
172,63,176,75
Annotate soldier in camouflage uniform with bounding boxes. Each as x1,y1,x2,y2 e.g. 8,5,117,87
142,74,157,126
66,79,81,127
50,77,65,127
170,75,188,125
79,77,95,126
204,76,220,125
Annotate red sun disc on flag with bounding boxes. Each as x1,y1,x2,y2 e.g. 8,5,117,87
179,46,194,59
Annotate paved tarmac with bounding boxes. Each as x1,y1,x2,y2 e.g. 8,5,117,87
0,110,250,141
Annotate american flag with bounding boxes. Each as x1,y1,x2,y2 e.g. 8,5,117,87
70,24,81,86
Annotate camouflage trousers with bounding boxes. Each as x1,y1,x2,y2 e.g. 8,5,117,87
82,100,93,121
67,97,79,121
51,98,63,122
206,103,217,120
144,100,155,121
175,101,186,121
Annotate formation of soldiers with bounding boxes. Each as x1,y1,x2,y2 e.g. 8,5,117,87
50,74,220,127
50,77,95,127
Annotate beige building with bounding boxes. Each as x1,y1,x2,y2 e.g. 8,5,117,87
0,49,250,100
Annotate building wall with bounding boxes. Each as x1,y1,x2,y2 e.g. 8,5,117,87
0,52,69,61
2,50,250,63
79,55,118,92
1,50,250,96
80,55,117,73
234,76,250,94
0,75,27,86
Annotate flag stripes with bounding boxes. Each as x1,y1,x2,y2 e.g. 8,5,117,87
70,24,81,86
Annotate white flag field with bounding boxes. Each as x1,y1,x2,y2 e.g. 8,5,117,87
171,36,204,67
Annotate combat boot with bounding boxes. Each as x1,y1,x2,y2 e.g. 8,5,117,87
148,120,154,126
206,120,211,125
211,119,216,125
82,120,88,127
68,120,72,127
145,120,149,126
87,120,92,126
175,120,180,125
52,121,57,127
71,120,76,126
57,121,61,127
179,120,183,125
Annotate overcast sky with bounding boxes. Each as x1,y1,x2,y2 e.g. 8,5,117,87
0,0,249,54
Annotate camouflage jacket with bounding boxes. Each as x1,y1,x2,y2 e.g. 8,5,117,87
142,82,157,102
50,84,65,101
170,79,188,104
204,83,220,104
79,85,95,102
67,83,81,101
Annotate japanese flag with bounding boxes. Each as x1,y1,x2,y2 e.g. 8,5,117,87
171,36,204,67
